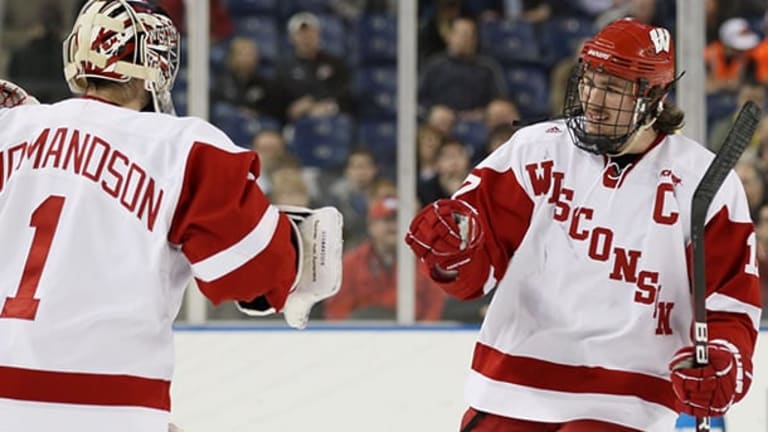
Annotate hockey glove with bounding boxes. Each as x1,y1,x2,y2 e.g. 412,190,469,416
236,205,343,329
279,205,343,329
669,342,743,417
405,199,484,281
0,79,38,107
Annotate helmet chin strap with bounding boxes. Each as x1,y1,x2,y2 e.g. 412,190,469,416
607,100,662,157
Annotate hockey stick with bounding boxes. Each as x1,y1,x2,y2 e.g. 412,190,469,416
689,100,761,431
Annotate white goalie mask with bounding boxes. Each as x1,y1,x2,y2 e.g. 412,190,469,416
63,0,180,114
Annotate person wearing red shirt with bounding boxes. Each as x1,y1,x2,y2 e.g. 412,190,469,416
325,196,446,320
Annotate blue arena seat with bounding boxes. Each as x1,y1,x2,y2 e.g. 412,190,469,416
358,120,397,170
281,0,335,16
212,103,281,148
479,19,539,64
233,15,279,64
289,114,353,169
316,13,347,58
706,91,738,126
356,66,397,119
539,17,595,64
505,65,551,120
357,14,397,65
226,0,278,15
452,120,489,157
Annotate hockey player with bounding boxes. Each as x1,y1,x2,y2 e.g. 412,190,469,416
407,18,761,432
0,1,341,432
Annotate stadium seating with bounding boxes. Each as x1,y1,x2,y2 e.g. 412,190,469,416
479,19,540,64
316,13,347,58
289,114,353,168
706,91,738,126
452,119,489,157
233,15,279,65
357,14,397,65
280,0,335,17
505,64,551,120
226,0,278,15
358,120,397,175
356,66,397,120
539,17,595,64
212,102,281,148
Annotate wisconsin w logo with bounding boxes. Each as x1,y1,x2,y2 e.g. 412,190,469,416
649,28,671,53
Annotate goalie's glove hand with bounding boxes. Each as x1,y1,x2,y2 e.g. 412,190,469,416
0,79,38,107
405,199,484,282
669,343,740,417
279,205,343,329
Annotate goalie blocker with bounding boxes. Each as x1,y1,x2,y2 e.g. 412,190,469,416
237,205,343,329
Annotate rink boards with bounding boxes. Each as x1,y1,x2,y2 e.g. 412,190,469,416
171,326,766,432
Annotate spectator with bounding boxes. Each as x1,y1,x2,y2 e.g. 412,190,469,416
520,0,553,23
480,122,521,160
270,165,312,207
418,138,471,205
251,130,288,193
755,203,768,314
417,124,444,181
425,104,457,136
274,11,353,121
485,97,521,130
418,16,508,117
418,0,463,65
369,177,398,200
705,17,761,93
212,37,282,120
735,156,767,222
324,196,446,320
7,0,71,103
324,148,379,249
709,81,766,152
755,115,768,171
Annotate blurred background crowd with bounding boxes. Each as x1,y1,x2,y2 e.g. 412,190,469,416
4,0,768,324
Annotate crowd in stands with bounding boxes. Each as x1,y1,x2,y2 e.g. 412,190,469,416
5,0,768,322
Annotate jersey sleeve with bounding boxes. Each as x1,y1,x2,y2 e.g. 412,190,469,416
436,144,535,300
693,173,762,401
168,141,296,310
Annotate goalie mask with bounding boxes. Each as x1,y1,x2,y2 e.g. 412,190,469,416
63,0,180,114
563,18,676,156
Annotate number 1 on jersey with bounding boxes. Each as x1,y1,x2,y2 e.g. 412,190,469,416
1,195,65,320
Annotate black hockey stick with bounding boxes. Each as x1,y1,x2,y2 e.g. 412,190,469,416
689,100,761,431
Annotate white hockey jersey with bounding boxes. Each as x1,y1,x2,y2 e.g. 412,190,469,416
0,98,297,432
443,120,762,431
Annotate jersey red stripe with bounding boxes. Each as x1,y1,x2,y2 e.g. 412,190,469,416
472,342,676,410
0,365,170,410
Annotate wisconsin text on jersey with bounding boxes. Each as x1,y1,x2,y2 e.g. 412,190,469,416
525,159,680,334
0,127,163,231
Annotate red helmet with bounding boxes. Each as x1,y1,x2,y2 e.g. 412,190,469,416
580,18,675,93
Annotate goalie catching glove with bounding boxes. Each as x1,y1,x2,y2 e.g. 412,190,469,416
237,205,343,329
405,198,485,282
0,79,39,107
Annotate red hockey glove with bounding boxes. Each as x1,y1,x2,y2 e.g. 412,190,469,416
669,342,743,417
405,199,484,281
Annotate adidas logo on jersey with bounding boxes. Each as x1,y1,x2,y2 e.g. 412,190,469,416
546,126,562,133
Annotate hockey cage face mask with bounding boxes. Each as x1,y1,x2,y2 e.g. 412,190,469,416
63,0,180,114
564,63,656,155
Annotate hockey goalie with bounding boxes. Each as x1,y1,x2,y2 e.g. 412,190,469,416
0,1,342,432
